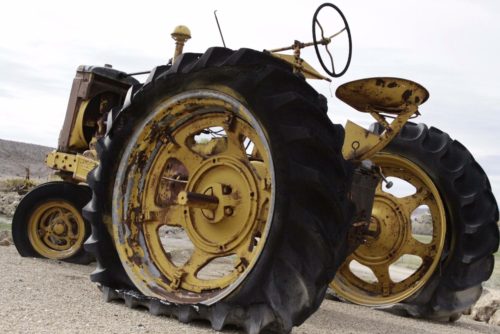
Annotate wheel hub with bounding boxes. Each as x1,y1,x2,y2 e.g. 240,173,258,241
27,200,86,259
183,155,259,254
354,194,408,265
51,220,67,235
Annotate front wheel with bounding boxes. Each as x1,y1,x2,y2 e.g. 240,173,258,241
12,181,93,264
331,123,499,320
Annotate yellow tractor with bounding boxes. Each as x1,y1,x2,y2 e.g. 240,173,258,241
12,3,498,333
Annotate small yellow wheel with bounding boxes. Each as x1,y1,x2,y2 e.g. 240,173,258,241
331,152,447,305
12,182,93,264
27,200,86,260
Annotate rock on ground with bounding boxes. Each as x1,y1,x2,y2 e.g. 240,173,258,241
0,230,12,246
0,191,22,216
469,288,500,325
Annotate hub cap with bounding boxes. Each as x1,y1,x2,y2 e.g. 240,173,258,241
28,200,86,259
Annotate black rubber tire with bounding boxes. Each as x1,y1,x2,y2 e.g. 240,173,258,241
83,47,354,333
380,123,499,321
12,181,94,265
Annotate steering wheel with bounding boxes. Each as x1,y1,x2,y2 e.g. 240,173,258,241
312,3,352,78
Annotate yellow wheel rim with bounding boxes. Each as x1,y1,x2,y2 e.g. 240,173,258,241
331,152,446,305
27,200,86,259
113,90,274,304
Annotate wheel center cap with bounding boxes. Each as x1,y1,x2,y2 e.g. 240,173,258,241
354,194,408,264
52,222,66,235
181,155,259,253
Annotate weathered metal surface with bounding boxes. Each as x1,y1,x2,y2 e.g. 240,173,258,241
45,150,98,182
336,77,429,114
58,66,137,153
271,53,331,81
111,90,274,305
340,78,427,161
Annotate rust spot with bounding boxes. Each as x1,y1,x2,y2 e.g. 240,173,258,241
131,254,143,266
402,89,412,102
157,158,188,207
375,79,386,87
387,82,398,88
231,191,242,201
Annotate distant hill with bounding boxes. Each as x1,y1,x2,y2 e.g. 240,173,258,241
0,138,54,179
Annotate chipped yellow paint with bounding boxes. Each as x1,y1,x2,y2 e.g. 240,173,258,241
340,77,429,161
113,90,273,302
271,53,331,81
45,150,98,182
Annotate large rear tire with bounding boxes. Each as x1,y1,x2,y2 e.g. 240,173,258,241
12,181,93,264
83,48,353,333
331,123,499,321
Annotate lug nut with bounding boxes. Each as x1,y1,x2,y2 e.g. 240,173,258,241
224,206,234,216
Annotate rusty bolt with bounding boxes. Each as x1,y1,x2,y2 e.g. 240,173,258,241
222,185,232,195
224,206,234,216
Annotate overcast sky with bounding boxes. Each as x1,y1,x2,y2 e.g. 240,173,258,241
0,0,499,200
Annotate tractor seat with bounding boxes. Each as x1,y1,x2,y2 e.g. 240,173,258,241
336,77,429,114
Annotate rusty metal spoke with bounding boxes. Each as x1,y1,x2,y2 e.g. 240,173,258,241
145,205,187,229
397,188,431,216
224,122,248,161
401,236,435,259
370,263,392,295
169,145,204,175
183,249,215,279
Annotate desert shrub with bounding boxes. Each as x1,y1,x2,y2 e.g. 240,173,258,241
0,178,37,192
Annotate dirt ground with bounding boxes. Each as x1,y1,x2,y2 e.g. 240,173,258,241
0,246,498,334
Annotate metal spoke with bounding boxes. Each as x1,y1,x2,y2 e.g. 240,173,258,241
43,233,67,250
324,45,335,74
401,236,435,259
397,188,431,216
183,249,215,278
328,27,346,40
145,204,187,229
169,145,204,175
66,225,76,239
370,263,392,295
315,19,326,41
42,231,52,245
224,121,248,161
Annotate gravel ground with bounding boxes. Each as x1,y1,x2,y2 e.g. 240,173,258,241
0,246,498,334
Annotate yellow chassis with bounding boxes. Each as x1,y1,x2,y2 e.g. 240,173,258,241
45,151,98,182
